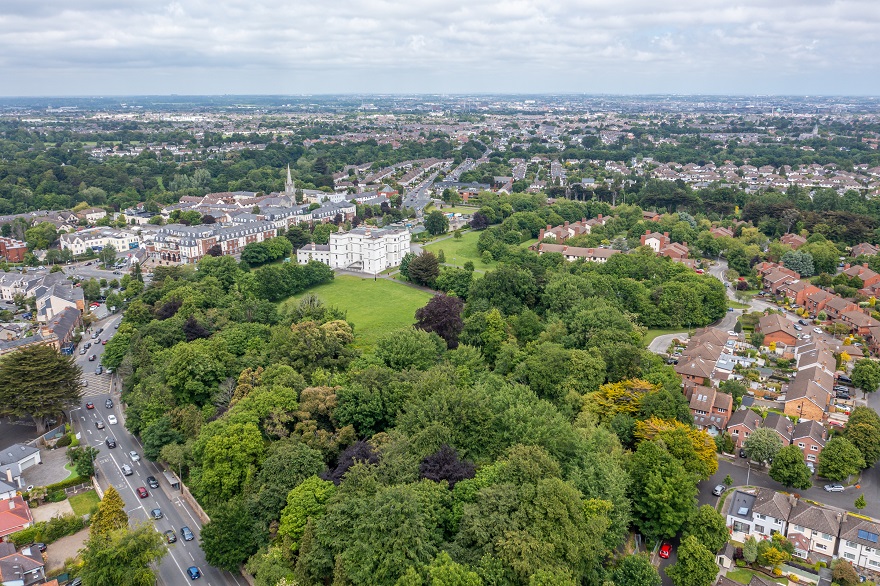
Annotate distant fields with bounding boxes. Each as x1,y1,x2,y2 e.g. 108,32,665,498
283,275,433,348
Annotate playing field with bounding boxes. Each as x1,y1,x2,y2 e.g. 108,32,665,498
424,231,494,268
283,275,433,348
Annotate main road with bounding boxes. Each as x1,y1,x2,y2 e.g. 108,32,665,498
69,313,243,586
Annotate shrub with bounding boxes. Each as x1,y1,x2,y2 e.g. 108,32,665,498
45,476,88,492
47,491,67,503
56,434,72,448
9,513,86,547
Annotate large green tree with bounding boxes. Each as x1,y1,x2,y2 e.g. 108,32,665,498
817,437,865,481
743,427,783,464
628,440,698,540
424,210,450,236
851,358,880,398
665,535,718,586
611,554,661,586
278,476,337,552
200,497,260,572
845,407,880,466
98,243,118,268
769,445,813,490
683,505,729,554
408,251,440,287
79,524,166,586
89,486,128,538
0,344,82,431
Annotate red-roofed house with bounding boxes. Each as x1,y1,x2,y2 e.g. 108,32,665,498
781,233,807,249
0,496,33,539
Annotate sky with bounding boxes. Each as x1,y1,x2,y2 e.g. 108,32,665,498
2,0,879,96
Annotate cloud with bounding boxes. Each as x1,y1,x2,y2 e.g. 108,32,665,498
0,0,877,94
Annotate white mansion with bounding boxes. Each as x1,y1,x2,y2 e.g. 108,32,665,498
296,227,411,274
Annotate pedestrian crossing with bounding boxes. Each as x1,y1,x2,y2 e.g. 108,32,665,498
81,372,112,398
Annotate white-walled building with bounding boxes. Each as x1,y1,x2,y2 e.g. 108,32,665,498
59,228,141,256
297,227,410,274
839,515,880,573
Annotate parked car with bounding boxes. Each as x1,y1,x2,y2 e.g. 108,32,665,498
836,391,851,400
739,449,747,458
834,385,848,392
813,327,823,334
712,484,726,496
798,319,808,325
96,328,103,335
824,484,845,492
136,487,148,498
102,340,107,345
181,526,194,541
187,566,201,580
84,342,91,349
164,529,177,543
121,464,133,476
129,450,140,462
150,508,162,519
32,542,46,552
838,374,853,384
794,324,802,331
105,437,116,448
107,414,117,424
79,348,87,355
659,543,672,559
147,476,159,489
806,462,815,473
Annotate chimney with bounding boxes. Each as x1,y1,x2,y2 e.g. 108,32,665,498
547,224,552,231
645,229,650,235
683,241,688,247
844,263,851,269
581,217,587,223
9,498,14,510
598,214,603,220
538,229,545,240
863,263,869,269
664,232,669,238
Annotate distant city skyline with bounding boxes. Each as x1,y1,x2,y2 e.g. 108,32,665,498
3,0,879,96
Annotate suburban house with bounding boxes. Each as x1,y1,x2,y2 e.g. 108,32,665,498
0,238,27,263
761,412,794,447
783,367,832,421
59,227,141,256
726,488,792,542
822,296,859,320
710,226,734,238
686,385,733,435
35,282,85,323
838,514,880,573
787,501,841,562
0,541,45,585
762,268,800,294
851,242,880,258
0,445,41,477
777,280,821,306
533,243,620,263
840,310,880,336
780,233,807,249
75,207,107,223
726,409,763,450
536,218,602,242
842,263,880,289
673,355,715,388
0,497,33,539
756,314,799,348
640,230,669,253
805,290,835,316
791,419,826,463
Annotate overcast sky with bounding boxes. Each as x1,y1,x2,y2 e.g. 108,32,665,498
2,0,878,96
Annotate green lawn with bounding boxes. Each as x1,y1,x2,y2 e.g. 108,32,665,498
283,275,433,348
424,231,497,269
430,205,480,215
68,490,100,516
728,299,751,309
725,569,786,584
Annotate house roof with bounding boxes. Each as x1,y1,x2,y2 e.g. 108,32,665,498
788,500,841,536
762,412,794,440
727,408,762,432
757,314,798,340
752,487,793,521
839,514,880,548
674,355,715,379
791,420,826,446
0,497,32,536
0,444,39,467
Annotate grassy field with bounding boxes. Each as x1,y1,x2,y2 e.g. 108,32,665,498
283,275,433,348
424,231,496,268
68,491,100,516
429,205,480,215
728,299,751,309
725,569,786,584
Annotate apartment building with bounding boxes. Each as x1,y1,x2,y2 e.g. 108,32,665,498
297,227,411,274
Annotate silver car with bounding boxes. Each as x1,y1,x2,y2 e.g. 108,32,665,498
824,484,844,492
129,450,140,462
121,464,133,476
712,484,726,496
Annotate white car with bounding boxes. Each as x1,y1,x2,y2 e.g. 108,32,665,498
129,450,140,462
813,327,823,334
824,484,845,492
107,415,118,425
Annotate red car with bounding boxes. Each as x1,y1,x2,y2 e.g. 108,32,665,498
659,543,672,559
136,487,148,499
85,402,94,410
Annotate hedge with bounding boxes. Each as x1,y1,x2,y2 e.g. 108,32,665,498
9,513,87,547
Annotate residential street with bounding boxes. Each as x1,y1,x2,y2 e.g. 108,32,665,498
70,312,244,586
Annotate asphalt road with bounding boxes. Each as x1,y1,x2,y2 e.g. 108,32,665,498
70,313,243,586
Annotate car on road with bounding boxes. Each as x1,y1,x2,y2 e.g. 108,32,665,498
659,543,672,559
798,319,808,325
84,342,91,349
95,365,102,374
712,484,726,496
181,526,194,541
824,484,845,492
121,464,133,476
794,324,802,331
85,402,94,410
107,414,117,424
105,399,113,408
187,566,202,580
136,487,148,498
129,450,140,462
79,347,87,355
88,354,97,361
150,508,162,519
95,420,104,430
164,529,177,543
813,327,823,334
147,476,159,489
105,437,116,448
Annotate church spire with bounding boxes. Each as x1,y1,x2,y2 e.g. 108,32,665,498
285,164,294,196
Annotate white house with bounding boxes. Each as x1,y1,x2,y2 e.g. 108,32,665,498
727,488,792,542
838,515,880,573
786,500,840,562
59,227,141,256
297,227,411,274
